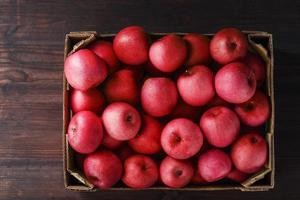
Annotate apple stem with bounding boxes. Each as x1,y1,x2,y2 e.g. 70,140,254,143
141,164,147,171
250,137,258,144
229,42,237,50
175,135,181,143
126,115,133,122
175,170,183,177
184,69,191,75
244,102,254,111
71,126,77,133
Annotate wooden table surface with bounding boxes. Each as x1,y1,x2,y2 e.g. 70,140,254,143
1,0,300,199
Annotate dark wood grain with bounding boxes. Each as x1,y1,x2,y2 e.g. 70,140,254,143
0,0,300,199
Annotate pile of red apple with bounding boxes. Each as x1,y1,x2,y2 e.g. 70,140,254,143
64,26,270,189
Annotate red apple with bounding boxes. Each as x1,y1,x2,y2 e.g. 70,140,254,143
141,77,178,117
226,168,248,182
235,90,270,127
117,144,134,161
113,26,149,65
68,111,103,154
183,33,211,66
206,95,232,109
102,128,123,150
210,28,248,64
200,106,240,147
102,102,141,141
231,132,268,173
161,118,203,159
149,34,187,72
89,40,120,73
198,149,232,182
177,65,215,106
215,62,256,103
160,156,194,188
64,49,108,91
70,88,105,114
129,115,162,154
169,98,201,121
122,155,159,188
103,69,139,105
84,150,122,189
243,52,266,86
